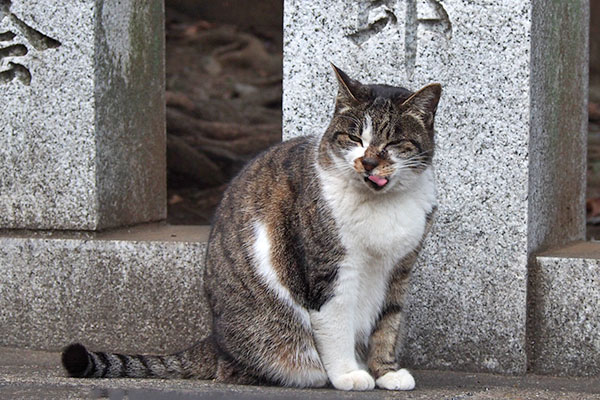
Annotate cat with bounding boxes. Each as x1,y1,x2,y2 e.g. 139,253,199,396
61,65,441,391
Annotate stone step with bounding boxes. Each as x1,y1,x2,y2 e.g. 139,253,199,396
0,224,211,354
3,226,600,377
531,241,600,376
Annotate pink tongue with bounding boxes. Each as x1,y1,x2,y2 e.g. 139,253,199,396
368,175,388,187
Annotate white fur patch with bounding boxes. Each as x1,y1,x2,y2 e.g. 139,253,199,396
362,114,373,145
345,145,366,166
342,114,373,167
312,165,436,389
331,370,375,391
376,369,415,390
252,222,311,328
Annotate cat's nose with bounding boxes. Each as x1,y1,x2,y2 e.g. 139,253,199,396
361,157,379,171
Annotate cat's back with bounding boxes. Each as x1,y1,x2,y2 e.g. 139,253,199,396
215,135,320,221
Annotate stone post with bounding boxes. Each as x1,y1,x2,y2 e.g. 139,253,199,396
0,0,165,230
283,0,588,374
0,1,210,354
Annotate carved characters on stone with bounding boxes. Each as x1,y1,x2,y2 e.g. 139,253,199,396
347,1,398,46
347,0,451,79
0,0,60,85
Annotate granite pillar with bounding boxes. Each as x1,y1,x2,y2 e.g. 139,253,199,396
283,0,588,374
0,0,184,353
0,0,166,231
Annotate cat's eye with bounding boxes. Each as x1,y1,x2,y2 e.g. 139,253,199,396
347,135,363,145
386,139,419,153
334,132,363,146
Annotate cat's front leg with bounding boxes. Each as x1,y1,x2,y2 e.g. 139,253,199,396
368,309,415,390
310,298,375,391
367,260,417,391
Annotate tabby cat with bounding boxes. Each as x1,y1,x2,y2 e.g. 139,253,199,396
62,65,441,391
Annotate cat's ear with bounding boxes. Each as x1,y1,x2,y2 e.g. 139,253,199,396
400,83,442,126
331,63,363,110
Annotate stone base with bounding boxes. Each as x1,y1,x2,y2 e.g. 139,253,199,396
3,225,599,377
530,242,600,376
0,224,210,354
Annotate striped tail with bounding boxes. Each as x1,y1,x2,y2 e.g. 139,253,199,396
61,340,216,379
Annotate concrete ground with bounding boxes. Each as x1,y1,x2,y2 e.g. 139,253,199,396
1,347,599,400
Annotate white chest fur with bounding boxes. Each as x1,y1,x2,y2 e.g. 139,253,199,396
316,166,436,344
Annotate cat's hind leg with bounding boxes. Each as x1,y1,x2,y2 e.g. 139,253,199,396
206,222,328,388
210,301,328,388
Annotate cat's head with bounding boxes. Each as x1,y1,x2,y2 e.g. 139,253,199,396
318,65,441,194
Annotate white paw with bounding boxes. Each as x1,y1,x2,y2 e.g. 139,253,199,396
375,368,415,391
331,370,375,391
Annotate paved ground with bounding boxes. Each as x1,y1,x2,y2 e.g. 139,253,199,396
1,347,599,399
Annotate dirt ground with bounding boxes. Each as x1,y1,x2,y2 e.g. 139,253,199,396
586,1,600,239
164,3,282,225
587,85,600,239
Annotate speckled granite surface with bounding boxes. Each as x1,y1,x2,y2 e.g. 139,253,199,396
531,243,600,376
0,0,166,230
283,0,588,374
0,225,211,353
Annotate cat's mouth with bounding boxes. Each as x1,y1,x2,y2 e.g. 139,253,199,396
364,174,389,190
